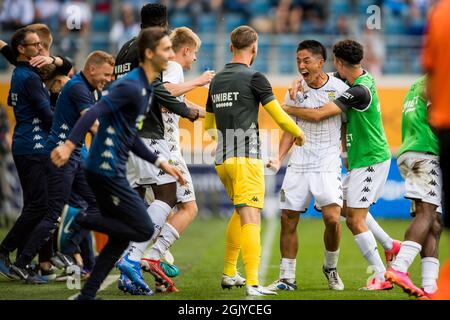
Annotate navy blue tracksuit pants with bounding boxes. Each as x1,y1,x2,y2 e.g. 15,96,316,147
15,155,100,268
78,171,154,298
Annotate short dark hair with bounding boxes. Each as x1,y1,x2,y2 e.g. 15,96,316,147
11,27,37,56
141,3,167,29
137,27,169,62
230,25,258,50
332,39,364,65
297,40,327,61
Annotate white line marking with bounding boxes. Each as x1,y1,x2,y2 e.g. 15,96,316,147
68,274,119,300
259,216,277,284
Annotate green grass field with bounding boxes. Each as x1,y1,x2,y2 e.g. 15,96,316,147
0,218,449,300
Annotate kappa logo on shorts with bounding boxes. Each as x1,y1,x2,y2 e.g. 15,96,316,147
428,180,438,186
154,150,161,156
429,169,438,176
338,185,343,191
150,139,157,146
365,166,375,173
252,196,259,202
364,177,372,183
360,196,368,202
430,160,439,166
170,145,176,152
428,190,437,197
183,189,192,196
157,170,166,176
339,195,343,200
362,186,371,193
280,189,286,202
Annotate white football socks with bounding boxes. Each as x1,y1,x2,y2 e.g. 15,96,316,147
324,249,340,270
146,222,180,261
279,258,296,281
366,212,393,251
391,240,422,273
127,200,172,262
422,257,439,294
354,231,386,281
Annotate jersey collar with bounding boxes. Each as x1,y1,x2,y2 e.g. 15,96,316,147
79,71,96,92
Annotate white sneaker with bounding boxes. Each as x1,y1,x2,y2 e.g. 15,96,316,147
246,285,277,296
322,266,344,291
221,273,246,289
266,278,297,291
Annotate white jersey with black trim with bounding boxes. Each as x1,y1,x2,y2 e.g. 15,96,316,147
162,61,184,153
285,75,349,172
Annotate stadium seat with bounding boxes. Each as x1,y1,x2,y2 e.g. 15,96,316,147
170,12,194,29
359,0,375,14
197,14,217,33
329,0,350,16
248,0,272,18
92,13,111,32
90,36,110,52
383,58,405,74
223,13,246,33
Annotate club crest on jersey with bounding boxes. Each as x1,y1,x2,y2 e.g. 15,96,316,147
327,92,336,100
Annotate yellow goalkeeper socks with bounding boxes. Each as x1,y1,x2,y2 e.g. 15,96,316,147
241,223,261,287
223,211,241,276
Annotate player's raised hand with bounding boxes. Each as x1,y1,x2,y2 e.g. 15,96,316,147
160,161,187,185
30,55,54,68
294,131,306,146
288,78,304,101
196,70,215,86
51,140,76,167
266,157,281,173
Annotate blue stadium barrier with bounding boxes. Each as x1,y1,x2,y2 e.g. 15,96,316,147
188,158,413,219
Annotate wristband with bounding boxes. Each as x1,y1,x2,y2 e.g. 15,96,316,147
155,156,167,168
341,152,348,159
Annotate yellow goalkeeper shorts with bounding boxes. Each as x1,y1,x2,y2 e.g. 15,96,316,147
215,157,265,209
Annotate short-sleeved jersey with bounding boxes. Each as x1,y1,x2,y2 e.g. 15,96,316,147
285,75,349,172
9,62,51,155
45,72,96,157
206,63,275,163
335,71,391,169
114,37,139,79
397,76,439,157
86,67,153,177
162,61,184,153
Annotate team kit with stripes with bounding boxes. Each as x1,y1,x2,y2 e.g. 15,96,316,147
0,4,443,300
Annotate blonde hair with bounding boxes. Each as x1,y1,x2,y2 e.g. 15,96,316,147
170,27,201,53
84,51,115,70
28,23,52,50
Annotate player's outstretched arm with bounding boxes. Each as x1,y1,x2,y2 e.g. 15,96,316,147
263,99,305,146
283,101,342,122
154,81,199,121
164,70,215,97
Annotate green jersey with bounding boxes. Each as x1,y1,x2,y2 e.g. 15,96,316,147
206,63,275,164
397,76,439,157
334,71,391,169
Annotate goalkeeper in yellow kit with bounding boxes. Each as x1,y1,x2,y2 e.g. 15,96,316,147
205,25,305,296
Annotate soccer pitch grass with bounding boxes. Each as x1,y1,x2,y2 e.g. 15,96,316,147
0,218,449,300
